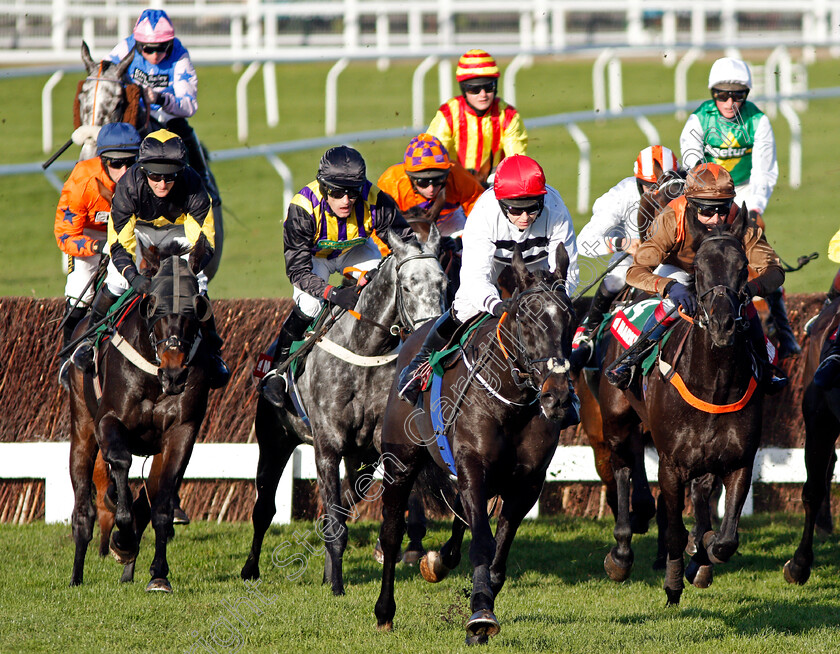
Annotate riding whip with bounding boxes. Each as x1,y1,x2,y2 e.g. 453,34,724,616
42,138,74,170
604,303,680,373
572,251,631,301
56,254,110,333
778,251,818,273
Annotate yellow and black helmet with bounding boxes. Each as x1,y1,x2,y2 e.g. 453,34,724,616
138,129,187,175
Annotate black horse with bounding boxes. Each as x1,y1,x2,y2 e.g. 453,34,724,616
68,239,214,591
240,229,449,593
598,208,764,604
374,245,579,645
784,297,840,585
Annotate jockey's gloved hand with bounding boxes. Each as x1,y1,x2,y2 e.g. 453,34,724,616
325,284,360,311
739,281,759,304
130,274,151,296
666,281,696,315
91,238,105,254
491,298,514,318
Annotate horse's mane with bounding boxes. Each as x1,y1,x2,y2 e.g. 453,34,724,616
73,57,146,131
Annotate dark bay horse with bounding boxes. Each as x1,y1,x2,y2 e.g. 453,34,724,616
784,297,840,585
598,207,764,604
68,239,215,591
240,229,449,593
374,245,579,644
76,41,223,280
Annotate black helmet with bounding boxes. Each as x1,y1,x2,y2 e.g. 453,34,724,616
317,146,366,188
138,129,187,174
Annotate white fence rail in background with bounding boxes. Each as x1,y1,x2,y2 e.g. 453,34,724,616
2,0,840,65
0,442,821,524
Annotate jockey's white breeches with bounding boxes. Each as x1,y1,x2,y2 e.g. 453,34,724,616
435,207,467,238
64,253,102,307
105,224,208,296
293,238,383,318
654,263,692,312
603,251,633,294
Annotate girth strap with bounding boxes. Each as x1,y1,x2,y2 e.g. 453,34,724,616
315,337,402,367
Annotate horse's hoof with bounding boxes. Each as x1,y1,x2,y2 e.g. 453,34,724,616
664,588,682,606
146,577,172,593
685,536,698,557
402,547,426,566
685,560,714,589
376,621,393,632
701,531,725,565
604,551,632,582
173,507,190,525
109,537,137,566
373,540,385,565
783,559,810,585
465,609,500,645
420,551,449,583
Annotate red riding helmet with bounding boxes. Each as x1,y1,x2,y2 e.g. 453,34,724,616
493,155,547,201
634,145,678,183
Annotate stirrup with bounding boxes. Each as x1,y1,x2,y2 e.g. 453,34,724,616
259,369,288,408
58,358,72,391
71,340,96,375
606,362,635,391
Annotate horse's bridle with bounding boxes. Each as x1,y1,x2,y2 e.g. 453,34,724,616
497,286,572,393
694,234,750,331
393,252,442,334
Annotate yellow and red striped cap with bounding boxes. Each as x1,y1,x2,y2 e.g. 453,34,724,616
456,49,500,82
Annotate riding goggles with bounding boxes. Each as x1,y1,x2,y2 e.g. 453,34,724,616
499,199,544,217
137,41,172,55
463,82,497,95
410,173,448,188
711,88,749,103
689,198,733,217
102,156,136,169
143,169,178,183
323,184,363,200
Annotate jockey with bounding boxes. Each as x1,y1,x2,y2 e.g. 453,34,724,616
605,163,787,394
108,9,220,206
427,49,527,187
569,145,680,374
811,230,840,387
71,129,229,388
258,146,416,409
397,154,580,404
680,56,799,358
55,122,141,390
376,133,483,238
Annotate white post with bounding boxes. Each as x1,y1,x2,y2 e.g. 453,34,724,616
721,0,737,46
376,13,390,71
267,155,295,220
690,5,705,47
246,0,261,53
82,17,95,51
52,0,67,54
518,11,533,53
608,56,623,113
566,122,590,215
437,0,454,50
42,71,64,154
408,7,423,52
592,48,613,117
263,62,279,128
634,115,660,146
343,0,360,52
235,61,261,143
438,58,453,105
325,57,350,136
832,8,840,58
504,54,533,109
533,0,550,50
675,47,702,120
662,11,677,67
412,55,439,130
779,100,802,189
552,7,567,51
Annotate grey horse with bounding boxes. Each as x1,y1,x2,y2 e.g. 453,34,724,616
241,226,449,595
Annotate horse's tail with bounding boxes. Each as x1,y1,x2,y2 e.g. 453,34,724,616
414,461,459,520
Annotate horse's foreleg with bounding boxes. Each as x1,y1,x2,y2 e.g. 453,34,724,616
92,453,115,558
420,493,467,583
375,443,423,632
702,466,751,566
69,423,98,586
242,412,300,581
98,416,138,565
604,442,635,582
629,431,656,534
490,476,543,597
403,491,428,564
685,473,717,589
314,441,349,596
786,394,840,585
659,465,688,606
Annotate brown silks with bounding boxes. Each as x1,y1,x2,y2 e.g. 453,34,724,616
123,83,148,131
73,80,85,129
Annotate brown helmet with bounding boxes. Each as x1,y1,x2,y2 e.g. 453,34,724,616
685,163,735,200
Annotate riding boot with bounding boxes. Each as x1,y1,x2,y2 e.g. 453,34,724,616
259,306,313,408
805,273,840,336
766,287,801,359
814,326,840,389
605,312,673,391
71,287,120,375
59,299,89,391
200,313,230,390
570,282,618,374
166,117,221,207
397,309,461,405
747,310,788,395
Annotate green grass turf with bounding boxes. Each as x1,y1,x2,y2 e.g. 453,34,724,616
2,515,840,652
2,54,839,298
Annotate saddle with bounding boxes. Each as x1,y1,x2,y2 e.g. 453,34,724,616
428,313,493,376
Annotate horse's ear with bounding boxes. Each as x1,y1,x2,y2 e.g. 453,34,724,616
552,243,569,287
140,295,158,321
139,241,160,276
189,234,209,275
115,49,134,80
423,221,441,257
510,245,533,291
385,229,407,258
193,295,213,322
81,41,96,75
729,203,749,241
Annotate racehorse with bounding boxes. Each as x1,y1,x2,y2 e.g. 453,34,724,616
68,238,215,591
784,297,840,585
75,41,224,280
374,245,578,644
598,207,764,604
240,228,449,593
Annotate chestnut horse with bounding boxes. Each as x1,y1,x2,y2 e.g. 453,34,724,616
599,208,764,605
374,245,579,644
